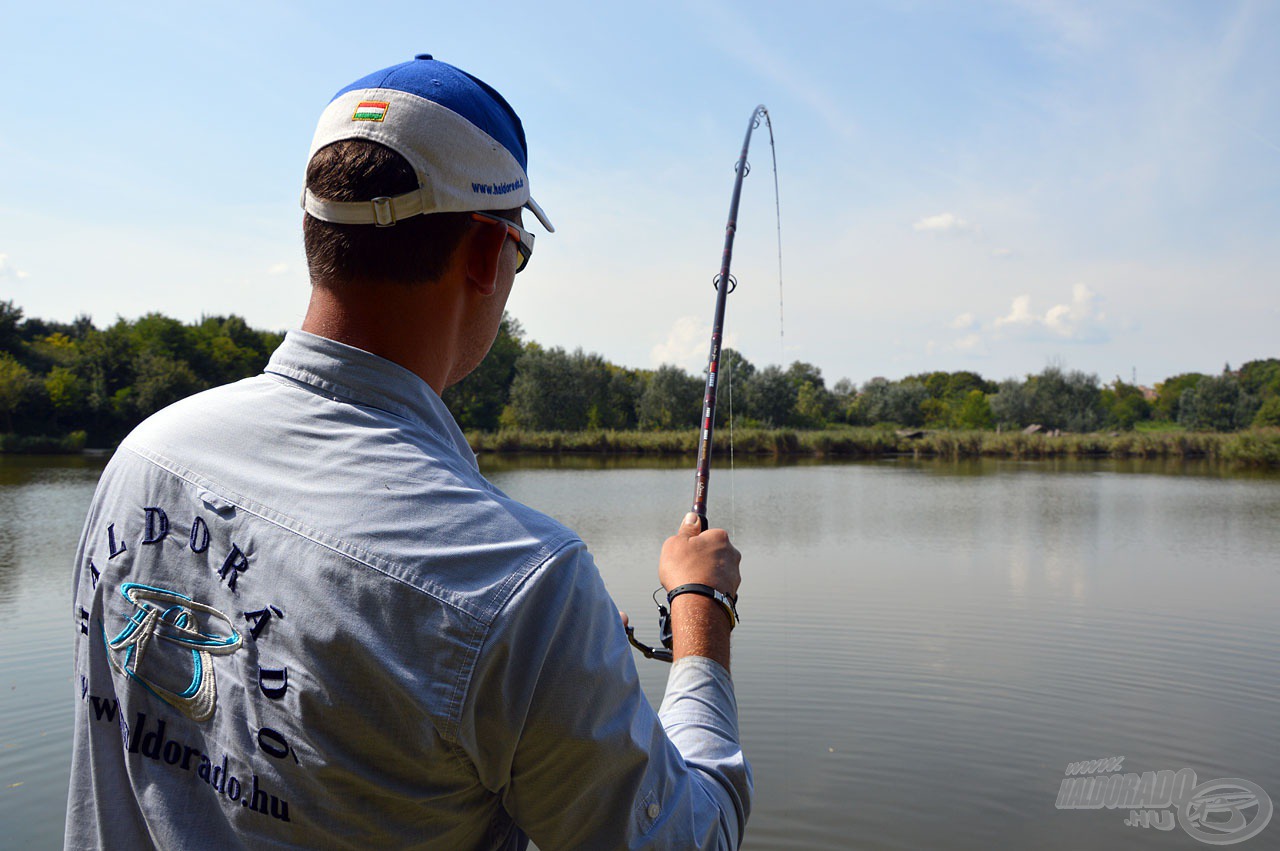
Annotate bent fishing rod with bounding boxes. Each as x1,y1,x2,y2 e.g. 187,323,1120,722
627,104,777,663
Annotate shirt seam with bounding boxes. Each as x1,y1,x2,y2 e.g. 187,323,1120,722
452,535,585,766
264,366,423,427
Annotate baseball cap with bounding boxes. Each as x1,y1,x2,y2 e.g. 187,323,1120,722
302,54,553,232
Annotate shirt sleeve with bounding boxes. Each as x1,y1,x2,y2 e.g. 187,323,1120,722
455,539,752,850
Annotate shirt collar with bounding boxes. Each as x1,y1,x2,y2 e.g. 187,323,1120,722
264,330,477,467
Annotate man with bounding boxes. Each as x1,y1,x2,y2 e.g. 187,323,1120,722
66,55,750,849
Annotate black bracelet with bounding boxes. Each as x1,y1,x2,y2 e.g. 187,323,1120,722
666,583,738,630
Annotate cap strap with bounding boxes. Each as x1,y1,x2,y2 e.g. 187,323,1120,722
301,187,426,227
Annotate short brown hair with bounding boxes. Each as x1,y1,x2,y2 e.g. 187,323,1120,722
303,140,471,287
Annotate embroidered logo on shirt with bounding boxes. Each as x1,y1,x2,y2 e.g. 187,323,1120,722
104,582,243,723
352,101,390,122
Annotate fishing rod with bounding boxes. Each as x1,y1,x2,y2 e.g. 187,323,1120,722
627,104,776,663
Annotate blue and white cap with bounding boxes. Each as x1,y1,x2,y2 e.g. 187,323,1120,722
303,55,553,232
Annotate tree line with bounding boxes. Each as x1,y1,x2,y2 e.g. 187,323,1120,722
1,300,1277,449
0,301,283,448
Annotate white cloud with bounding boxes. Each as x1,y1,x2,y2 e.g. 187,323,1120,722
912,212,977,236
267,262,289,276
991,248,1015,259
651,316,709,373
993,294,1036,329
0,253,30,280
934,284,1111,357
993,284,1108,342
650,316,740,374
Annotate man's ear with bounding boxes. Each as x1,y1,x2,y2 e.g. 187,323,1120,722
461,218,507,296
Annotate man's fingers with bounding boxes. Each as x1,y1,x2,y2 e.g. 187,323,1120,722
619,610,630,629
677,512,702,536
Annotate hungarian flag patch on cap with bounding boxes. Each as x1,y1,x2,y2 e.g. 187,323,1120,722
352,101,390,122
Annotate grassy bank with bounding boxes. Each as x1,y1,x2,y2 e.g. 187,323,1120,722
466,427,1280,468
0,431,88,454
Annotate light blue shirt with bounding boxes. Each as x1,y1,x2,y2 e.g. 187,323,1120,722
66,331,751,850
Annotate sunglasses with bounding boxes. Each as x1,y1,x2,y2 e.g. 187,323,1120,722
471,212,534,273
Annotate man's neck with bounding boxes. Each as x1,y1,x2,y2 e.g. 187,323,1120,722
301,281,463,394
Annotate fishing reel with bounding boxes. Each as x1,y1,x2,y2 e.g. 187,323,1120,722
624,588,674,663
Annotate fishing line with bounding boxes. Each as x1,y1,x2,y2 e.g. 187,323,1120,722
727,356,736,538
765,115,785,359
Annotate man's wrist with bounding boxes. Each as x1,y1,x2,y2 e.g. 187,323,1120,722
668,593,732,670
666,583,738,629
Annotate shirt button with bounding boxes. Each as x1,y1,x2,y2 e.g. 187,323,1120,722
646,802,661,820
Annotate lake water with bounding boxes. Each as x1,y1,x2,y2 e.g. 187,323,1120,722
2,454,1278,849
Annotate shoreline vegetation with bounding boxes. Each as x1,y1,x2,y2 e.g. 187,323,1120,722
5,427,1277,469
464,427,1280,468
2,300,1278,468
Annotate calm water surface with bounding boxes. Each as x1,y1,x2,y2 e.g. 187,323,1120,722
2,454,1278,849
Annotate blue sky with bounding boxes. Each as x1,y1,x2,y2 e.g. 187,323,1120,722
1,1,1276,387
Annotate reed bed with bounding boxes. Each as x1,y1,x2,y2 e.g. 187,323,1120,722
466,427,1280,468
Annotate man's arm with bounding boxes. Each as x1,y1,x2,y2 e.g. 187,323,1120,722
660,512,741,670
456,528,749,850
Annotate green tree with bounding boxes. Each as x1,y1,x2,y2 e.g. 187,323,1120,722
1252,397,1280,428
719,349,756,384
1026,366,1103,432
716,349,755,427
1100,379,1152,430
0,301,23,358
742,365,797,427
793,381,833,427
189,316,275,386
908,370,995,403
638,365,702,429
0,353,31,431
990,378,1033,429
831,378,857,423
575,352,615,429
1178,374,1255,431
954,390,994,430
920,398,952,428
1153,373,1204,422
74,321,139,439
784,361,833,427
596,367,642,430
1239,359,1280,401
505,347,594,430
45,366,87,428
853,378,927,426
130,312,196,362
132,352,202,418
27,332,79,371
784,361,825,391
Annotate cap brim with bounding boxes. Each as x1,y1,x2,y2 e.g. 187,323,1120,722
525,196,554,233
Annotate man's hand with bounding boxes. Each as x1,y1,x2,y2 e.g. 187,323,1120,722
660,512,741,594
658,512,741,669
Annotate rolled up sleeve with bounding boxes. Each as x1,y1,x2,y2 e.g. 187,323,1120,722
658,656,752,847
457,540,752,850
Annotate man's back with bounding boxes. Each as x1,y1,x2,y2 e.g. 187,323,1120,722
68,333,748,849
68,54,749,850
